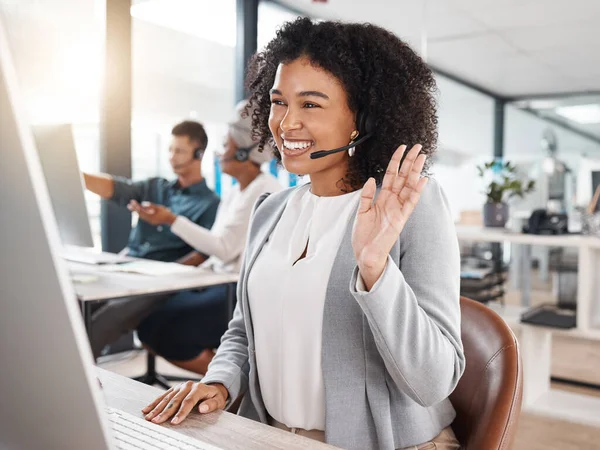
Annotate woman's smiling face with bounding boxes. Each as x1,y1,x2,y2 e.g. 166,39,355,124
268,56,357,183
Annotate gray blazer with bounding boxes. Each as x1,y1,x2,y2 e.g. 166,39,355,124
202,179,465,450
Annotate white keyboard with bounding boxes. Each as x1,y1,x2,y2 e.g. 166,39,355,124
106,407,223,450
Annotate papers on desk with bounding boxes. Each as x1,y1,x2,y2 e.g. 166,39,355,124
70,274,100,284
61,245,134,265
101,260,198,276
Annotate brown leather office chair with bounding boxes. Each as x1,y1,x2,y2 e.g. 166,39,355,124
450,297,523,450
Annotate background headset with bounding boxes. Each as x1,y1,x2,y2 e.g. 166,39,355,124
193,147,204,159
220,146,253,163
234,146,252,162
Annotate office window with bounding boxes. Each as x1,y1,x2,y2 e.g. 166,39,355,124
0,0,104,247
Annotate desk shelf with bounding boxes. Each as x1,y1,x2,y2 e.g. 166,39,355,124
488,302,600,341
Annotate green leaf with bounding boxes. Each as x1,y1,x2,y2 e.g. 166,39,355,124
478,158,535,203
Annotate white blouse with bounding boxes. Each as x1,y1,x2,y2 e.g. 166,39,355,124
247,184,362,431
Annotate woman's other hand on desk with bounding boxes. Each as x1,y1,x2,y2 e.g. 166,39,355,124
142,381,228,425
352,144,428,290
128,200,177,226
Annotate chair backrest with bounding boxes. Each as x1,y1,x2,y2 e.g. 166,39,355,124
450,297,523,450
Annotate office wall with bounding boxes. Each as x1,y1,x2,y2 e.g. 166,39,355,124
433,77,600,222
432,74,496,221
0,0,102,124
0,0,103,245
130,19,235,195
131,20,235,128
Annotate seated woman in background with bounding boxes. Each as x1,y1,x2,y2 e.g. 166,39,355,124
141,18,464,450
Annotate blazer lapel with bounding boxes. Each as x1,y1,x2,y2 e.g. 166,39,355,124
242,189,296,302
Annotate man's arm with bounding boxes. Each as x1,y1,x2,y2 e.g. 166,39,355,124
83,173,115,199
85,173,149,207
176,251,207,266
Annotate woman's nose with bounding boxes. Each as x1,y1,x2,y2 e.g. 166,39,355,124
279,108,301,133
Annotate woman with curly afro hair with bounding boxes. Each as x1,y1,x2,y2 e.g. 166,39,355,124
144,17,464,450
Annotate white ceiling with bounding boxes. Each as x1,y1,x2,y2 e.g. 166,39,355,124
276,0,600,98
516,94,600,141
2,0,598,138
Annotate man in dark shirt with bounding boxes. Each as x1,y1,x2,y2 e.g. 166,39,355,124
83,120,220,265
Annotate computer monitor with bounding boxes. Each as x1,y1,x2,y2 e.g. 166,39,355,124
0,19,111,450
32,123,94,247
0,20,222,450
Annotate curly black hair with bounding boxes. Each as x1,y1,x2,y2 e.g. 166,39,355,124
245,17,438,188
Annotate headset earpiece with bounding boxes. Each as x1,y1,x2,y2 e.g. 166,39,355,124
356,110,373,138
234,147,251,162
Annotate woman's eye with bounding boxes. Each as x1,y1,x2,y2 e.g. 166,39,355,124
304,102,319,109
271,99,286,106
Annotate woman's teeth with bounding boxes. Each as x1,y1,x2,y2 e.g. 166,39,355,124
283,140,313,150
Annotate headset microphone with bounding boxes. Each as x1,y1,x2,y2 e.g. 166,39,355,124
309,133,372,159
309,110,373,160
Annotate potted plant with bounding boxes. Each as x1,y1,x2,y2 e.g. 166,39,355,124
477,160,535,228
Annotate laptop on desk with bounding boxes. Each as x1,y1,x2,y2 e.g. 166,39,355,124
0,20,222,450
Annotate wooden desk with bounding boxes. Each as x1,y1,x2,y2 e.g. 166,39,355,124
98,368,339,450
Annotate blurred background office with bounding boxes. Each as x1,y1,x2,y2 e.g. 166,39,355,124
2,0,598,245
1,1,599,449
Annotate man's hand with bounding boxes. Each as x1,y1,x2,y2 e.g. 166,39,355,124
142,381,228,425
176,251,208,266
128,200,177,226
